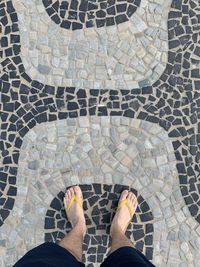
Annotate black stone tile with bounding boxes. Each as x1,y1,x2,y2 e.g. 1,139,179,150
57,232,65,240
99,199,109,207
135,240,144,251
0,173,7,183
96,10,106,18
83,200,88,210
0,209,10,221
88,195,101,206
35,113,48,123
0,198,6,206
88,247,96,254
2,94,10,102
127,4,137,17
57,219,65,229
3,103,14,112
8,176,16,185
83,192,94,198
91,205,100,216
90,236,98,245
4,197,14,210
103,185,112,192
106,17,115,26
102,213,111,224
145,224,153,234
51,14,60,24
77,89,87,98
97,245,107,253
85,20,94,27
95,236,102,244
46,210,56,217
188,204,198,216
140,212,153,222
45,217,55,229
50,198,62,211
19,126,29,137
110,110,123,116
0,182,6,191
133,229,145,241
114,184,125,193
3,156,12,164
92,216,100,225
89,107,97,116
102,235,108,246
88,227,95,234
115,14,128,24
196,214,200,224
144,235,153,246
56,214,61,220
97,254,104,262
10,34,20,43
108,193,118,201
81,185,92,191
72,22,83,30
93,184,102,194
67,102,79,110
44,233,52,242
1,15,8,26
140,202,150,213
177,163,186,174
87,255,96,262
145,247,153,260
1,36,8,47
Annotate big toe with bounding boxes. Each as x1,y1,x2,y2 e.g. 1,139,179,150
119,190,129,202
74,185,82,198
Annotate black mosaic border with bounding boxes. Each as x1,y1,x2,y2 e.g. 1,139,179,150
44,184,154,265
1,0,200,228
42,0,141,30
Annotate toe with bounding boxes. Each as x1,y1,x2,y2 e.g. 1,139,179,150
64,193,68,209
127,192,133,202
70,187,74,198
65,192,68,203
131,193,136,202
67,188,71,199
119,190,129,202
133,197,138,209
134,198,138,207
74,186,82,198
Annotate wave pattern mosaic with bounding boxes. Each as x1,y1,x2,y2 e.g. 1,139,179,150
42,0,141,29
1,0,200,266
1,118,199,266
13,0,170,88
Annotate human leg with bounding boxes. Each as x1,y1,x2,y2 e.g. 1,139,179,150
58,186,86,262
109,190,137,254
13,186,86,267
101,190,155,267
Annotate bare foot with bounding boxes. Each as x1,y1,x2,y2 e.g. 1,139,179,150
110,190,138,236
64,186,86,236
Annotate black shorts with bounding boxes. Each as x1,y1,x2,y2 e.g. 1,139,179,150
13,242,156,267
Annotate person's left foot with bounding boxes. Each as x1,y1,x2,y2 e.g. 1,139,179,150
64,186,86,236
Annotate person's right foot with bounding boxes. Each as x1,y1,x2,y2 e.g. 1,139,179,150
110,190,138,236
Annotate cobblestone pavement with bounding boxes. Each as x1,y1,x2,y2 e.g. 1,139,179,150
14,0,170,88
1,0,200,266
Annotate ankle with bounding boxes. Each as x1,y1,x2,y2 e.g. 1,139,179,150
110,225,125,238
73,220,86,236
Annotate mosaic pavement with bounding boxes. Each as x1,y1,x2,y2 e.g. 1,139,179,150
1,0,200,266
